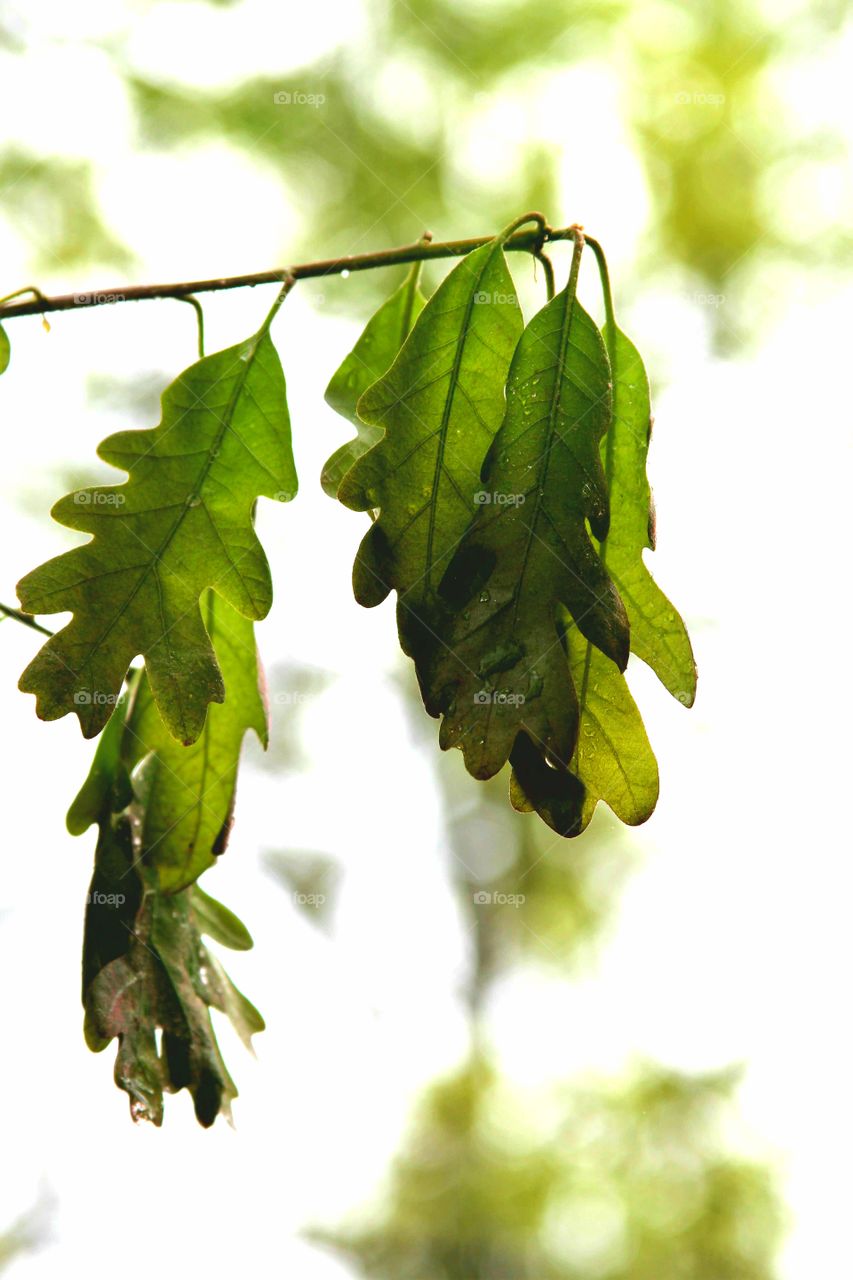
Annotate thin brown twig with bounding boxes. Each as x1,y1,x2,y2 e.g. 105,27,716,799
0,221,579,322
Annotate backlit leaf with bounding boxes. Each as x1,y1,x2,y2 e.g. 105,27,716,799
337,216,538,647
600,321,696,704
69,591,267,892
423,247,629,780
511,609,658,835
127,590,267,891
0,323,10,375
510,318,691,834
17,325,295,743
322,261,426,498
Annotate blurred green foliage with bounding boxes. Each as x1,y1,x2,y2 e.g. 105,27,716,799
320,1054,784,1280
444,757,637,992
0,152,132,274
3,0,849,343
0,1198,48,1273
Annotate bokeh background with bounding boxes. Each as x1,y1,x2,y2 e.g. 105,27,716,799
1,0,851,1275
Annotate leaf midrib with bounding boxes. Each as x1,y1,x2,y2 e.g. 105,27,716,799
511,284,577,629
575,323,618,766
423,249,499,596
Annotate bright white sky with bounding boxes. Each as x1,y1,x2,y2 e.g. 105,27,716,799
0,3,852,1278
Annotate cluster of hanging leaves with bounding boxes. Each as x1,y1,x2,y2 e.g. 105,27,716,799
9,213,694,1124
324,217,695,838
13,295,292,1124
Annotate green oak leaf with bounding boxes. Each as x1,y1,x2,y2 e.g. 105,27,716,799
423,251,629,781
566,624,658,829
600,321,696,705
510,320,691,836
76,672,263,1127
0,323,10,374
510,609,659,836
337,215,539,646
322,261,426,498
508,731,586,837
127,590,267,891
69,591,267,892
17,327,296,743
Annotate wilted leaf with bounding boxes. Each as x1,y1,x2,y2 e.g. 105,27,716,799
322,261,426,497
424,246,629,780
17,325,296,743
337,216,538,646
84,842,263,1126
75,673,263,1127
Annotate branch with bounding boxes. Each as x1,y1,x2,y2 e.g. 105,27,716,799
0,220,581,322
0,602,53,636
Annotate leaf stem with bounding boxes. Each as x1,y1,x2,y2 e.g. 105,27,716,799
179,295,205,358
255,273,297,339
566,226,585,296
0,285,50,308
534,249,556,301
0,224,583,322
586,235,616,335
